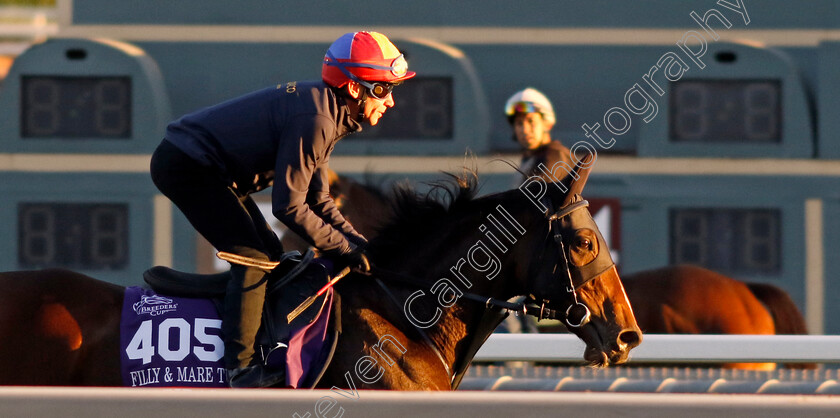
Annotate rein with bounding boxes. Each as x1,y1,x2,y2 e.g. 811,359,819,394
368,265,558,318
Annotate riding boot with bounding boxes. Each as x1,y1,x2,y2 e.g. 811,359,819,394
222,247,284,388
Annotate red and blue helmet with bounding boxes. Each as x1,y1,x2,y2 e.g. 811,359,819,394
322,31,416,90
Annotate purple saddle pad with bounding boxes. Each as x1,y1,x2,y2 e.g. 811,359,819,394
119,286,334,388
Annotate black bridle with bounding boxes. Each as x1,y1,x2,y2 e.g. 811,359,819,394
534,198,596,328
533,195,617,328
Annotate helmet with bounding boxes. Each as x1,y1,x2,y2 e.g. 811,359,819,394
504,88,556,126
322,31,416,90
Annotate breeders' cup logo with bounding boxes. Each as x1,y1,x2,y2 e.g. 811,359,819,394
133,295,178,316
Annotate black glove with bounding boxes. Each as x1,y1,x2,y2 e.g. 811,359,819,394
332,249,371,274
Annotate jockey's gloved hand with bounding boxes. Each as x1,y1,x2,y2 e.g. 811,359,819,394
333,249,371,274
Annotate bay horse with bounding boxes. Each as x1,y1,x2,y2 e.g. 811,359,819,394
0,161,642,388
622,264,812,370
312,173,812,370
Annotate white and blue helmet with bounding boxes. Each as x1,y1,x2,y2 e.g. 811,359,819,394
504,87,556,126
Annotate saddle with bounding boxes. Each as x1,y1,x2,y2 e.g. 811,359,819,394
140,250,342,388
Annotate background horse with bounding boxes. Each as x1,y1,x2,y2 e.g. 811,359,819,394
310,174,813,370
622,264,812,370
0,163,642,388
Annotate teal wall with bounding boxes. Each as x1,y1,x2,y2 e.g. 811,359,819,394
71,0,838,29
3,0,839,331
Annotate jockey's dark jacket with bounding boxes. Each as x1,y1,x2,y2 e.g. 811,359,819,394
164,81,366,255
519,139,576,183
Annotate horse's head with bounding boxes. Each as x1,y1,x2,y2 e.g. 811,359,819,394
351,163,640,369
516,156,641,367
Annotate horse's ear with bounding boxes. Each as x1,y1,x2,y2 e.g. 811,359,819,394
561,153,594,206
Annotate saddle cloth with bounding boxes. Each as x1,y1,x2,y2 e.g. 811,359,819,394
119,285,335,388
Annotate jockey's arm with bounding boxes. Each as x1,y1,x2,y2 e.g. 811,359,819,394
272,116,355,255
307,166,368,247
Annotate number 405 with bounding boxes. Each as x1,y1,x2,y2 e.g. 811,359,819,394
126,318,224,365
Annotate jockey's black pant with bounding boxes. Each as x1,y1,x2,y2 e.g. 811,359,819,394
150,139,282,370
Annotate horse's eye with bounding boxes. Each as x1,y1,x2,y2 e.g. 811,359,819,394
575,237,592,249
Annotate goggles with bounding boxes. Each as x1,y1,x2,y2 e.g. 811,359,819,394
367,82,398,100
508,101,538,115
327,53,408,78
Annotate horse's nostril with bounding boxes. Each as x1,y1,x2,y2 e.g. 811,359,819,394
618,329,642,349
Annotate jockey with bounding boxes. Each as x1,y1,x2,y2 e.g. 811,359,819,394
501,87,572,337
504,87,575,183
150,31,415,388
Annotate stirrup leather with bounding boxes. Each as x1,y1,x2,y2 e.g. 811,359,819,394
217,251,283,271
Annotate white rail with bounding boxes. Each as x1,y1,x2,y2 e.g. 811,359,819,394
1,387,839,418
474,334,840,364
0,6,57,52
0,23,57,37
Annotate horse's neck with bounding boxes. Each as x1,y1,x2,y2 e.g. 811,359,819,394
360,195,538,384
428,299,502,372
375,250,515,375
357,279,487,383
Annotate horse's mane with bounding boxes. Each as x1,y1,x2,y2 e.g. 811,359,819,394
367,169,481,258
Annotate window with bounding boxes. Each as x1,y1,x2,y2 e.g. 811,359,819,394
18,203,129,269
21,76,132,139
669,80,781,143
670,208,780,274
354,76,453,139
